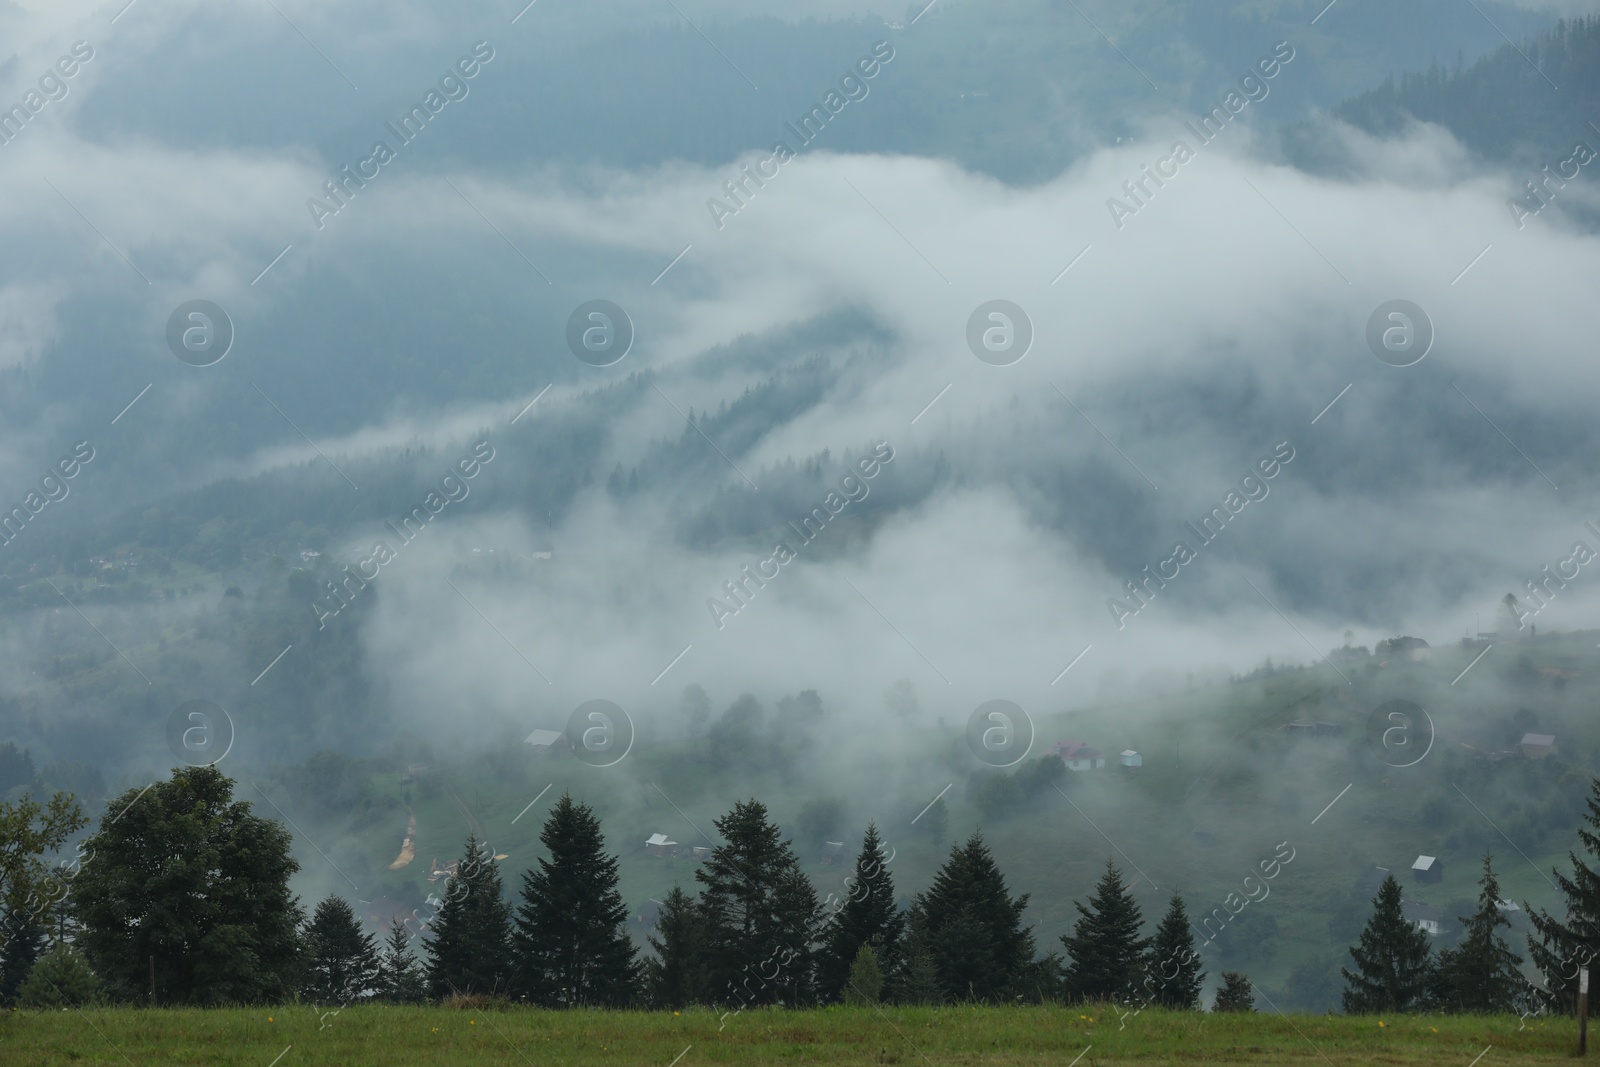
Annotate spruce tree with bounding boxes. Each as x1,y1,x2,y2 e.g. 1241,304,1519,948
510,794,639,1007
843,944,883,1005
817,823,904,1002
0,908,46,1007
907,832,1035,1003
1212,971,1255,1013
897,936,943,1005
1144,895,1205,1009
17,943,103,1008
1528,775,1600,1011
377,918,426,1003
1061,858,1151,1003
644,886,709,1008
1340,874,1432,1013
425,833,513,998
1433,852,1524,1013
302,895,381,1004
696,799,820,1007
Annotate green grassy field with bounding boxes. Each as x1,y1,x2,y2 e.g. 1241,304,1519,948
0,1005,1580,1065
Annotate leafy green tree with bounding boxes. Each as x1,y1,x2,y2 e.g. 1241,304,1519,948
0,908,45,1007
1433,853,1524,1013
1527,775,1600,1012
1061,859,1151,1003
908,832,1036,1003
511,794,639,1006
302,895,380,1004
425,833,513,998
17,943,103,1008
1144,895,1204,1009
376,918,426,1003
1212,971,1255,1013
696,799,820,1007
843,943,883,1005
1341,874,1432,1013
71,767,302,1005
818,823,903,1002
644,886,709,1008
0,791,85,930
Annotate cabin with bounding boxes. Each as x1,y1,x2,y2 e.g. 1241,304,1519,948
1054,740,1106,771
645,833,678,858
1403,900,1443,937
820,841,845,866
1521,733,1556,759
523,729,566,752
691,846,712,861
1412,855,1442,884
1120,749,1142,768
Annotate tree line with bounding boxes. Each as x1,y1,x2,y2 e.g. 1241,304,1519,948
8,765,1600,1013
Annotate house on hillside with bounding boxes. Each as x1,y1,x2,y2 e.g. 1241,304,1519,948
1412,855,1442,884
691,845,712,861
1521,733,1556,759
820,841,845,866
1054,740,1106,771
1403,899,1443,937
523,729,566,753
645,833,678,858
1120,750,1143,768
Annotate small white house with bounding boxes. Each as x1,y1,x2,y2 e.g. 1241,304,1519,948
1120,750,1142,768
1521,733,1556,759
1055,740,1106,771
645,833,678,858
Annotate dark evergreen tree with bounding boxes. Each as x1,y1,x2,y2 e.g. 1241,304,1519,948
644,886,709,1008
843,944,883,1005
1432,852,1524,1013
302,895,381,1004
907,832,1036,1003
896,935,942,1005
17,943,103,1008
70,767,303,1005
1144,895,1205,1010
0,907,46,1007
425,833,513,998
696,799,820,1007
817,823,904,1002
1212,971,1255,1013
377,918,426,1003
510,794,639,1007
1341,874,1432,1013
1061,858,1151,1003
1528,775,1600,1012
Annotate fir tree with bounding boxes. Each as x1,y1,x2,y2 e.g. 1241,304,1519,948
0,908,46,1007
425,833,513,998
907,832,1035,1003
510,794,640,1007
1341,874,1432,1013
817,823,904,1002
1061,858,1151,1003
377,918,426,1003
696,799,821,1007
1144,895,1205,1010
843,943,883,1005
644,886,709,1008
1212,971,1255,1013
17,943,103,1008
897,936,943,1005
1528,775,1600,1012
302,895,381,1004
1433,852,1524,1013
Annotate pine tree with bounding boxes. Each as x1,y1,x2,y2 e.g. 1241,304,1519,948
425,833,513,998
510,794,640,1007
0,908,46,1007
377,918,426,1003
843,943,883,1005
17,944,103,1008
1061,858,1151,1003
897,936,943,1005
907,832,1035,1003
1212,971,1255,1013
696,799,820,1008
1341,874,1432,1013
1144,895,1205,1009
817,823,904,1002
1433,852,1524,1013
644,886,709,1008
302,895,381,1004
1528,775,1600,1012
